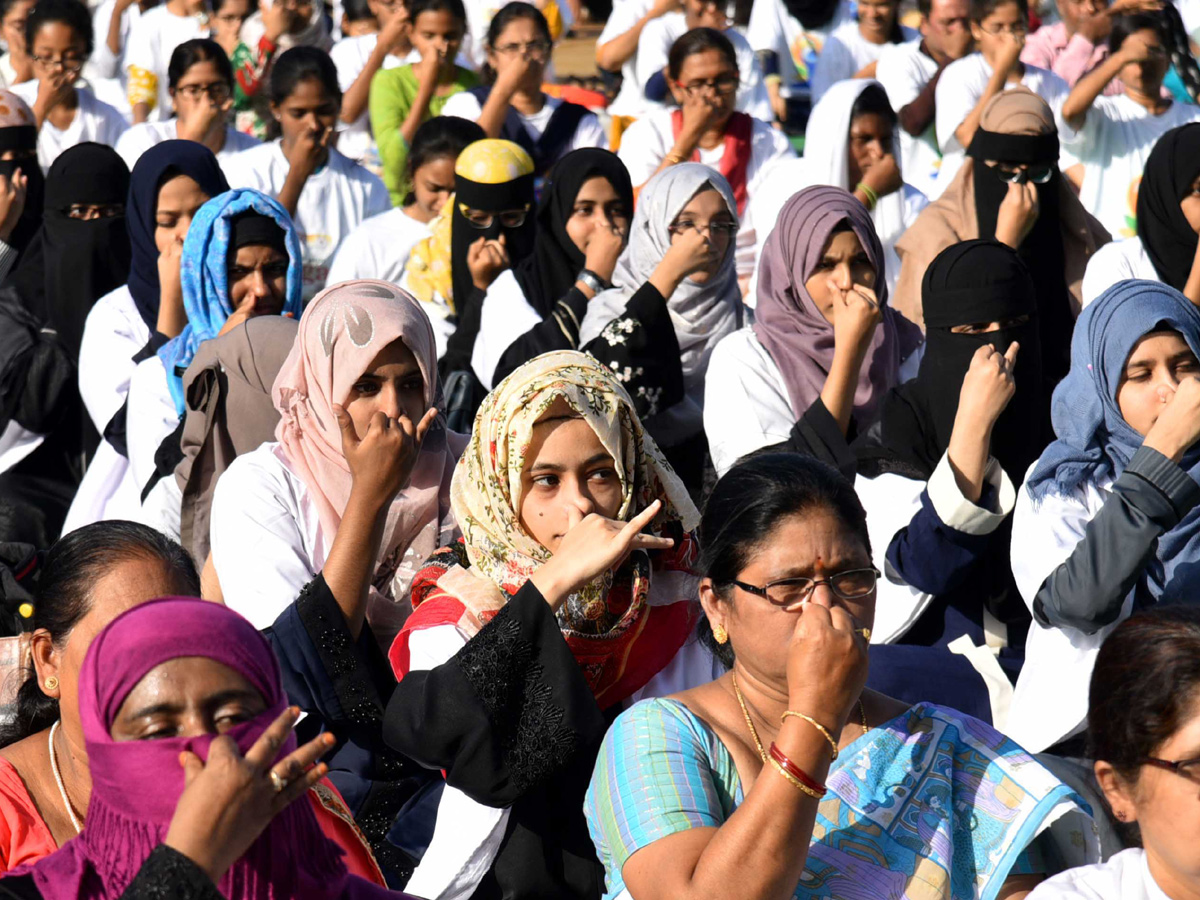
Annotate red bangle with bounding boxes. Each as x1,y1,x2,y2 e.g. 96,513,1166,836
769,743,827,798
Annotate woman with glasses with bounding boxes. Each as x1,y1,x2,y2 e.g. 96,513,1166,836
123,0,216,124
584,451,1097,900
1008,280,1200,754
386,349,708,900
1058,14,1200,240
896,88,1107,392
8,0,126,173
933,0,1069,190
1026,606,1200,900
115,39,260,175
617,27,792,285
441,3,606,183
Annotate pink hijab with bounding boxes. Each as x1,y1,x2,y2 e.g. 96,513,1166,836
272,280,461,639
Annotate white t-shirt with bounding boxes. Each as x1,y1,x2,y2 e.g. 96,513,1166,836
325,205,430,285
115,120,260,175
9,82,128,173
876,39,943,199
329,33,405,167
1026,849,1167,900
616,108,795,277
599,0,654,118
87,0,141,82
635,15,772,122
1061,93,1200,240
125,356,179,504
745,0,854,97
222,140,391,301
810,23,918,104
124,5,209,121
935,54,1070,189
1081,235,1158,306
439,91,608,170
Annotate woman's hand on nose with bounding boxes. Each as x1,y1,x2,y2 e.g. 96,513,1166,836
784,602,870,738
1144,376,1200,464
529,499,675,611
335,404,439,506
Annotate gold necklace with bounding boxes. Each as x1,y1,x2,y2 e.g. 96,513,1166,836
730,669,868,764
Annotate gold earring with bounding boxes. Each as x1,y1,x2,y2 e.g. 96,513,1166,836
43,676,58,692
712,624,728,645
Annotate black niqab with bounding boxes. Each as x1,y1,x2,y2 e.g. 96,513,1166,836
1137,122,1200,293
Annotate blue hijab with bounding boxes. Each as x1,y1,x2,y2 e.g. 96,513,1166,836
1026,279,1200,601
126,141,230,330
157,188,304,415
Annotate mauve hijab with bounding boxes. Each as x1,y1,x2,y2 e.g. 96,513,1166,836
753,184,918,426
13,597,399,899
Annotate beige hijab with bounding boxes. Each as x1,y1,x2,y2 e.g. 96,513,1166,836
893,87,1110,327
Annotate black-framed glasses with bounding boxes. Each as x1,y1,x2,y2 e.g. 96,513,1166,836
175,82,232,101
1142,755,1200,782
991,163,1054,185
494,39,551,59
31,53,84,72
730,567,880,609
458,202,530,229
676,74,739,97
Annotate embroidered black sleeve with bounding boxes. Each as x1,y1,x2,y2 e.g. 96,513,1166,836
493,287,589,387
118,846,225,900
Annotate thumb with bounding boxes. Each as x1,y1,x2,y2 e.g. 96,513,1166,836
564,503,585,532
179,750,205,784
496,232,507,247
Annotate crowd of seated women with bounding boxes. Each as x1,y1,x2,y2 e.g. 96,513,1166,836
0,0,1200,895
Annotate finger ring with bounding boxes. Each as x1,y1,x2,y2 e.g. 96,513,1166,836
856,627,872,641
269,770,287,793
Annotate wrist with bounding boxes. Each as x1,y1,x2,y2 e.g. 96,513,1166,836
529,560,572,610
1144,430,1187,464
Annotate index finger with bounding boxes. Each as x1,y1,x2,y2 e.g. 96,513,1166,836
1004,341,1020,368
414,406,439,442
620,499,663,543
243,706,300,770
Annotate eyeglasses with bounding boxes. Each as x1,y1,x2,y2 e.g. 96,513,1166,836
990,163,1054,184
494,39,551,59
64,202,124,220
1142,755,1200,783
31,54,84,72
214,11,250,24
668,218,738,239
174,81,232,101
676,74,739,97
979,19,1028,35
458,202,530,228
729,567,880,609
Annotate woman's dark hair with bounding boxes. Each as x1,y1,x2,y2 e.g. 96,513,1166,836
0,0,28,24
968,0,1026,25
696,453,871,668
403,115,484,200
268,45,342,107
481,2,551,84
849,82,897,128
168,38,235,92
25,0,94,57
210,0,242,14
667,26,738,81
409,0,467,27
0,521,199,748
1108,12,1167,54
342,0,375,23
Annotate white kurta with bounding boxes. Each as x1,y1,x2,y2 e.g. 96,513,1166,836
1081,236,1159,307
115,120,260,176
325,206,430,286
809,23,917,104
1026,849,1168,900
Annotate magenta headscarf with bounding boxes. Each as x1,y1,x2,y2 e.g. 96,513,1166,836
14,597,394,899
753,185,918,425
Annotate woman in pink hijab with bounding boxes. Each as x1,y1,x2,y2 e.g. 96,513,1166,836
209,278,463,648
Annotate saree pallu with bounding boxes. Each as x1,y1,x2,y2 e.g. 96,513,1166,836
585,700,1099,900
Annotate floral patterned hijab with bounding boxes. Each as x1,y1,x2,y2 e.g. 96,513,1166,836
390,350,701,707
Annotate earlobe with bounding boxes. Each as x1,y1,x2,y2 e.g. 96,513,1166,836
29,629,62,699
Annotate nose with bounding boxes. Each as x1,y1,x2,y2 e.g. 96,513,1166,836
249,269,269,299
807,581,836,610
174,215,192,243
832,262,853,291
562,478,597,517
379,384,403,420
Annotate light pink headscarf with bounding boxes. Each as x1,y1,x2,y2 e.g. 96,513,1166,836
272,280,462,642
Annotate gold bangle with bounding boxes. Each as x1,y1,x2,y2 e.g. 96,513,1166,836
766,756,823,799
780,711,839,760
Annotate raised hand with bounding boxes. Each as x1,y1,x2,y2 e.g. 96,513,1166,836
860,151,903,200
335,403,439,503
955,342,1019,432
995,179,1039,248
831,285,883,358
156,238,187,338
467,233,511,291
1144,376,1200,463
284,121,331,180
0,170,27,243
785,602,870,735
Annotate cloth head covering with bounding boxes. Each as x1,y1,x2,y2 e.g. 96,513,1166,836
175,315,299,567
855,240,1045,482
391,350,702,708
1137,122,1200,292
0,89,43,258
15,597,394,899
892,87,1109,330
158,188,304,417
273,279,460,642
513,148,633,317
8,143,131,359
1026,279,1200,603
753,184,912,427
580,163,742,394
126,141,230,330
230,210,289,256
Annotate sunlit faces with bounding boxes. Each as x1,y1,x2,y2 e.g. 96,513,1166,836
109,658,268,741
409,155,456,222
410,8,464,72
667,48,739,129
564,175,630,255
1056,0,1103,33
343,337,427,439
1,0,34,61
700,508,875,687
857,0,898,43
30,20,86,80
1116,331,1200,437
804,228,877,324
271,76,339,148
212,0,252,46
1180,175,1200,235
970,0,1028,62
667,186,735,284
1117,27,1169,96
170,59,233,117
486,15,550,93
682,0,728,31
227,244,289,317
154,174,212,255
846,112,894,188
517,398,624,553
922,0,971,58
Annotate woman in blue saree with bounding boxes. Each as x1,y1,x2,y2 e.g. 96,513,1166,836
584,453,1098,900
